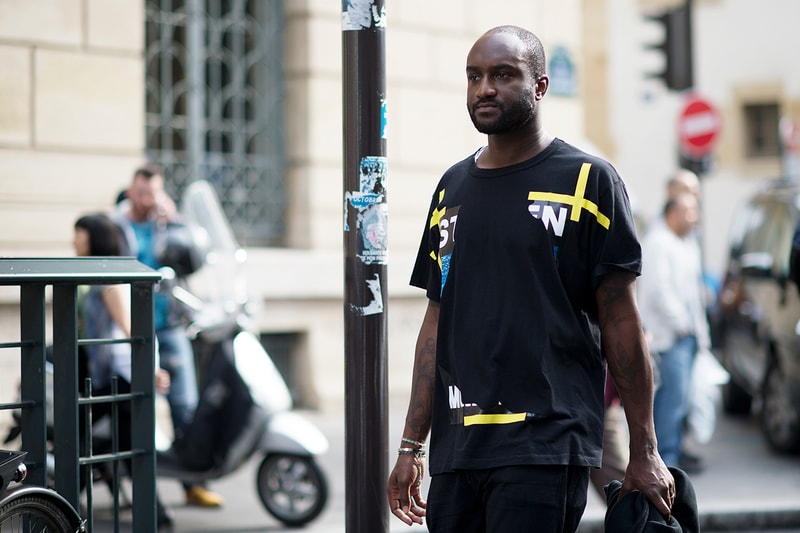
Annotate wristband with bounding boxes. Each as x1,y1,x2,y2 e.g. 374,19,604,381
397,447,426,458
401,437,426,448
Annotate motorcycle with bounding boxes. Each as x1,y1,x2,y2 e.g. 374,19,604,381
6,181,330,528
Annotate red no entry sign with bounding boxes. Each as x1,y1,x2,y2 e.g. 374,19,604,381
678,95,721,158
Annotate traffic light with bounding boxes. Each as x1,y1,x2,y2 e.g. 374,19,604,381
644,4,693,91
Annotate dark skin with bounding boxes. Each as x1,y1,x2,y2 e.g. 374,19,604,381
387,28,675,527
386,300,437,526
466,31,553,168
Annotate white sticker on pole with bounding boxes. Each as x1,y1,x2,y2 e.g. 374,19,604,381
342,0,386,31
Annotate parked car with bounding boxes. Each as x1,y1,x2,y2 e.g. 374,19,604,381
713,178,800,454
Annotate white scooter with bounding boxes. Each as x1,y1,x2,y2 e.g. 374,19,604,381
153,180,330,527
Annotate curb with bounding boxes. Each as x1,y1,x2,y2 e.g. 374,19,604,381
702,509,800,531
578,508,800,532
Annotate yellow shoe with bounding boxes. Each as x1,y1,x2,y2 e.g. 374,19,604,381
185,485,225,508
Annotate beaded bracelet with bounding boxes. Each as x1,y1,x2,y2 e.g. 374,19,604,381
401,437,426,448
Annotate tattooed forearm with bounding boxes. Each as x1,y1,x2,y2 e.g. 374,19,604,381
597,272,658,450
606,339,637,394
403,301,439,441
406,336,436,437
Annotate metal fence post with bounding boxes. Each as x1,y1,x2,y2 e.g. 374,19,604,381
52,284,81,509
19,284,48,487
130,279,157,533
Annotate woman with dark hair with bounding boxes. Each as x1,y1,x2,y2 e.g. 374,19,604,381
73,213,123,257
73,213,173,531
73,213,133,387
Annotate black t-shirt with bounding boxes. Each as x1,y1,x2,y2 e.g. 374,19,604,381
411,138,641,474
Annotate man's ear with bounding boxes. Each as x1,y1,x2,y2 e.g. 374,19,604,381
535,75,549,100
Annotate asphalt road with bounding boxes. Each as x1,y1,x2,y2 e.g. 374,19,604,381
87,397,800,532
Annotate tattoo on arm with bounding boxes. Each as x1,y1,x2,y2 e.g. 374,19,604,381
597,272,653,419
407,336,435,437
404,302,439,440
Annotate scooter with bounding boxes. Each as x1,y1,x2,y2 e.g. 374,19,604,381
153,180,330,527
155,265,330,527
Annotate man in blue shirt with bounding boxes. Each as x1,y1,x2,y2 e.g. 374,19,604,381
114,165,224,509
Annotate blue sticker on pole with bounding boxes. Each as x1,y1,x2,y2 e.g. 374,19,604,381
381,97,388,139
342,0,386,31
344,156,388,265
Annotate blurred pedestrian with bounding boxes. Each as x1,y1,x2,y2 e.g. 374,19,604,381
638,192,711,473
73,213,174,530
112,165,224,508
667,169,700,201
386,25,674,532
646,169,701,235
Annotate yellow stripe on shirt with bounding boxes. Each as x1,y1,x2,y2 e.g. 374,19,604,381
463,412,527,426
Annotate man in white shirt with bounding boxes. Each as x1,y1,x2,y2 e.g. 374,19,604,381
638,191,711,471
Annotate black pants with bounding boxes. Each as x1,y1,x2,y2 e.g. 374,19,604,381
426,464,590,533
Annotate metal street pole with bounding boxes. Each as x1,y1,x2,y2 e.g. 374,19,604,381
342,2,388,532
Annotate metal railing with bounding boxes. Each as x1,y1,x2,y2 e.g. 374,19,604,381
0,257,161,532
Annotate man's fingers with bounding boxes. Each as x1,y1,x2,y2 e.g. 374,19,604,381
390,503,414,526
390,499,425,526
619,466,675,521
652,491,672,521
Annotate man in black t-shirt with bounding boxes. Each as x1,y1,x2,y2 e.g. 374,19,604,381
386,25,675,533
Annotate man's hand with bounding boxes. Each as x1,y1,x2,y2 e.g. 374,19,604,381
386,454,427,526
621,452,676,520
155,191,177,222
155,368,171,395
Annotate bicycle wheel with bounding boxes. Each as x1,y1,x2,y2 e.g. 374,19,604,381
0,493,74,533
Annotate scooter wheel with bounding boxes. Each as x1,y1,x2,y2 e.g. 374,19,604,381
256,454,328,527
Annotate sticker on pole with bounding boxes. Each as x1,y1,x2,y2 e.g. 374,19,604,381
678,95,721,158
342,0,386,31
344,156,388,266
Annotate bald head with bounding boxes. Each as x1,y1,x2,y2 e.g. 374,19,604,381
666,169,700,200
475,25,547,80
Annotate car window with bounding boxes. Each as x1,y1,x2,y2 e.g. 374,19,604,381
740,199,794,276
729,202,763,255
772,205,795,277
739,201,770,255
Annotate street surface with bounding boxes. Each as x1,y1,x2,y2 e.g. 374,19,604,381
88,397,800,532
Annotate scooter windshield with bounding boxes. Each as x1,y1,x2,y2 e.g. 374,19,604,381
180,180,248,310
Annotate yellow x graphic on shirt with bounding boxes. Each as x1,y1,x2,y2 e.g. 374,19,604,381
527,163,610,229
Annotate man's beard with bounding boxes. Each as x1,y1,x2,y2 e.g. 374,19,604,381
469,90,535,135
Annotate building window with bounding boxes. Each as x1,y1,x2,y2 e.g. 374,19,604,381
260,331,303,404
743,102,780,159
145,0,286,246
